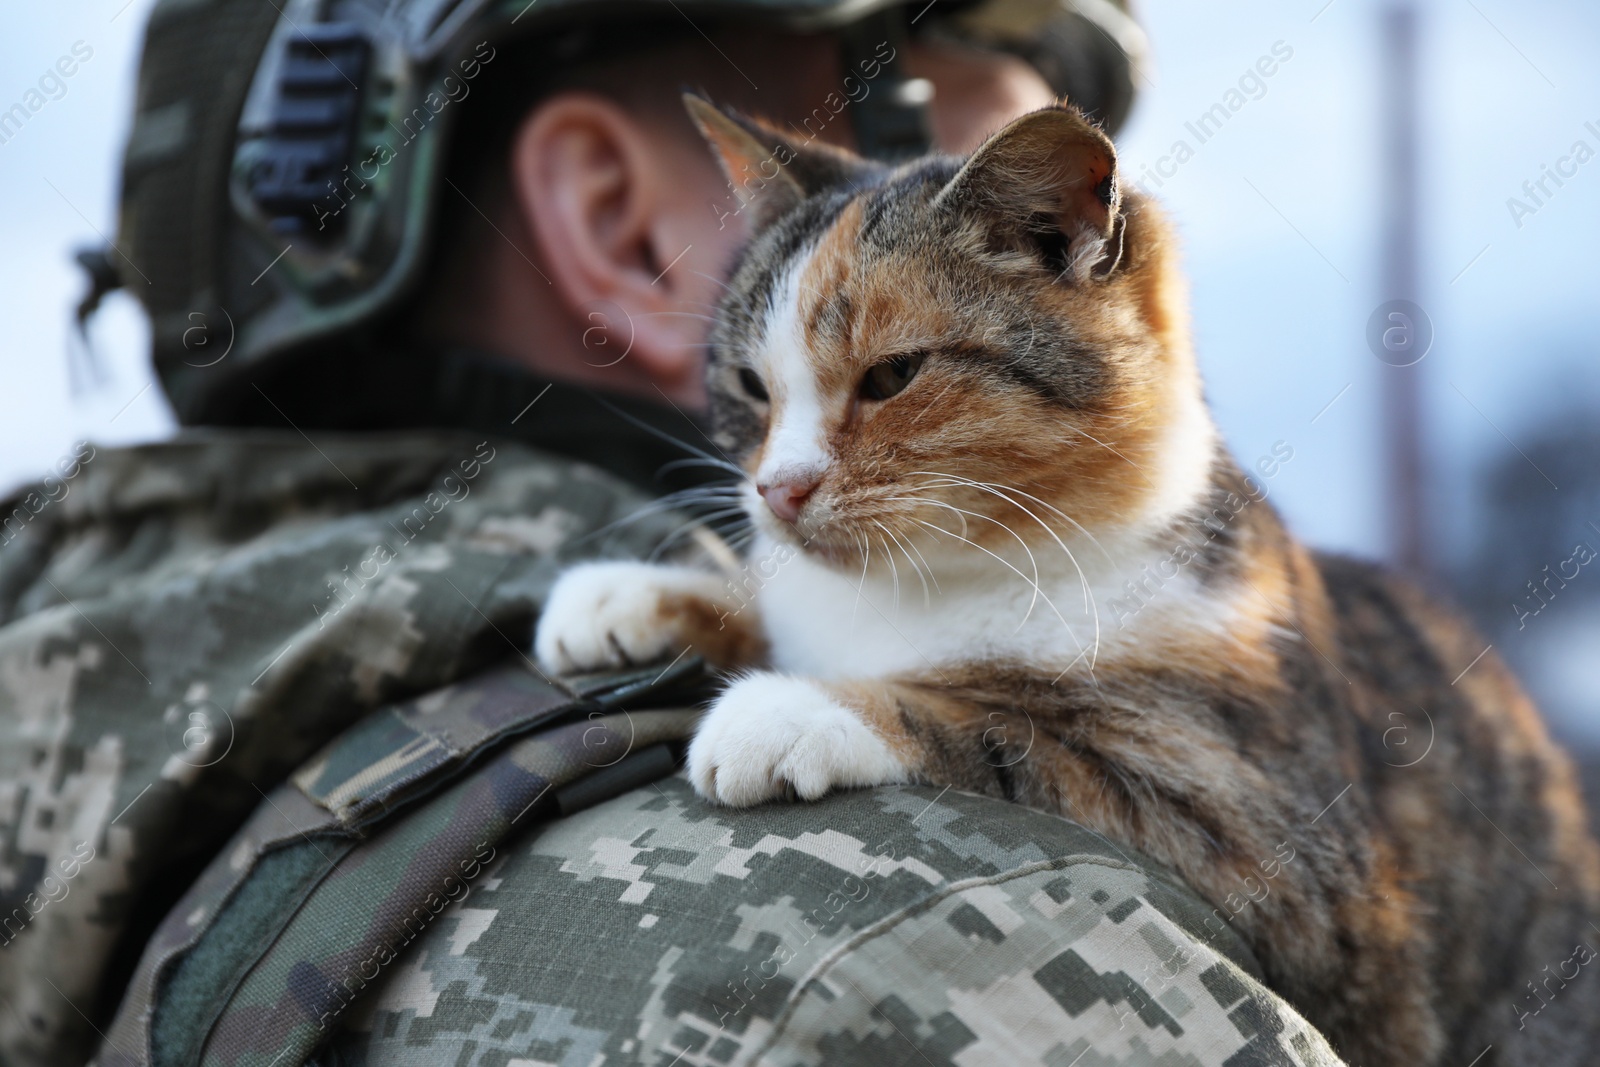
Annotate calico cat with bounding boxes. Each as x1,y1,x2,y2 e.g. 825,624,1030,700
533,97,1600,1064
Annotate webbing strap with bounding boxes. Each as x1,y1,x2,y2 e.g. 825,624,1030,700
839,7,933,162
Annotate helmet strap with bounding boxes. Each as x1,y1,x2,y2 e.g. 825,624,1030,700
838,7,933,162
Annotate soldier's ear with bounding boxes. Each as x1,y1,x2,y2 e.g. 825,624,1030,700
511,91,714,400
683,93,879,231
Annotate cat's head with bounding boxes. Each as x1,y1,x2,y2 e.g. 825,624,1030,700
687,96,1214,571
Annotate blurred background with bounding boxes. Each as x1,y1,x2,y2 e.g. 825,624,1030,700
2,0,1597,778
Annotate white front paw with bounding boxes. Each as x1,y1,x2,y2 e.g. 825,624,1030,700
535,561,720,675
687,674,908,806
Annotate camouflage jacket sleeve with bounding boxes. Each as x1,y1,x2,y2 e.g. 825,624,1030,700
93,697,1346,1067
312,778,1348,1067
0,430,687,1067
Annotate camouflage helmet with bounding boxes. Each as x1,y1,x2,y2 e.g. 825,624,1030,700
113,0,1144,425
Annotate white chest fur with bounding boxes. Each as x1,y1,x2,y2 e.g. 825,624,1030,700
752,527,1235,681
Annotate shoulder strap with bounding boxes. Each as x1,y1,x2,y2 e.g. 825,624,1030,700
97,656,709,1067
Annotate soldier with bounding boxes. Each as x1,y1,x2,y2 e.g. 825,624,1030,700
0,1,1349,1064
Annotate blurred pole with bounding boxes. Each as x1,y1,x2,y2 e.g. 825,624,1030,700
1380,4,1428,576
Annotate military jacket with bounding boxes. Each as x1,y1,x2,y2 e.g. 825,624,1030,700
0,427,1348,1067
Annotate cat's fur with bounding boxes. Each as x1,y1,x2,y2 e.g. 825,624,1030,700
534,99,1600,1064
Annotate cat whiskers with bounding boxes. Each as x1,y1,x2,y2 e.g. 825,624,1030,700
633,310,716,324
1069,427,1157,491
566,395,760,561
910,472,1105,668
686,268,742,301
892,517,942,595
851,529,871,630
872,517,935,609
911,472,1104,669
571,483,740,544
688,271,764,334
871,521,901,611
649,505,754,563
602,484,751,562
895,496,1098,679
657,456,752,482
910,472,1111,564
584,387,743,475
907,501,1055,633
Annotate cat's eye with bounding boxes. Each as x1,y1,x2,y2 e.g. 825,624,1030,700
859,353,926,402
738,367,769,402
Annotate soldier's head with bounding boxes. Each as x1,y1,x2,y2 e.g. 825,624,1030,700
113,0,1142,425
418,23,1077,408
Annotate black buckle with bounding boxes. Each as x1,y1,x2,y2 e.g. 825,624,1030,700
244,23,370,237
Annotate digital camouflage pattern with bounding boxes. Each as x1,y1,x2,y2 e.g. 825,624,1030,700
0,430,1350,1067
100,693,702,1067
0,430,683,1067
323,778,1347,1067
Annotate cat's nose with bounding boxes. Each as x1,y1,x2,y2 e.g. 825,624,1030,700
759,478,816,524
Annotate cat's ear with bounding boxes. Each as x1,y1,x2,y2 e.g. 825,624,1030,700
934,104,1124,281
683,93,877,231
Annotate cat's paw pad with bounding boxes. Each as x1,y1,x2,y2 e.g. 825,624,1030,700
687,674,908,806
535,561,708,674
